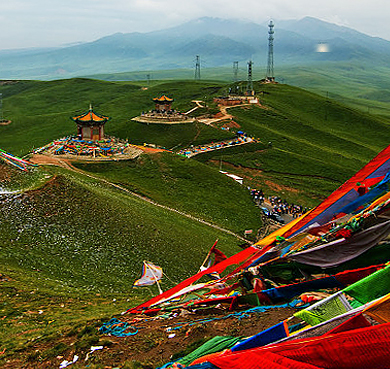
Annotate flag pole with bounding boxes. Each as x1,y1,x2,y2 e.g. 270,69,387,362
199,239,219,271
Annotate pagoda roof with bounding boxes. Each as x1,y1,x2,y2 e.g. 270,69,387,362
153,95,173,102
71,106,110,125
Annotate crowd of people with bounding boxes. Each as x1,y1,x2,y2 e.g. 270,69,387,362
268,195,309,219
178,134,253,158
250,188,265,205
250,189,309,219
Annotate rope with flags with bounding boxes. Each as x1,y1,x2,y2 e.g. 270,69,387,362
0,148,36,171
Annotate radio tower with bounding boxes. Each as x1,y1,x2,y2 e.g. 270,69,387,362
195,55,201,80
266,20,275,81
247,60,254,95
233,61,239,82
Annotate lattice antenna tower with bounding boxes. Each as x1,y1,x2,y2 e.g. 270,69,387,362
233,61,239,82
195,55,201,80
266,20,275,81
247,60,254,92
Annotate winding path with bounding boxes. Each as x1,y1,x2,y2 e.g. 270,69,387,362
27,101,263,244
30,154,252,244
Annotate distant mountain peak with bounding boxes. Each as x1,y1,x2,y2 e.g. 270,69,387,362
1,16,390,79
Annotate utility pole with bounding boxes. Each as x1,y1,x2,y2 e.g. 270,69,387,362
195,55,201,80
247,60,254,94
233,61,239,82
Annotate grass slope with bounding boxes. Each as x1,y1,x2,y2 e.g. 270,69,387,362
278,62,390,118
1,77,390,366
0,157,256,365
0,166,244,296
0,79,233,155
195,82,390,207
94,63,390,119
2,77,389,207
73,152,262,235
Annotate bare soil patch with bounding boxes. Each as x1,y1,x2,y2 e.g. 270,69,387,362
220,120,241,130
2,305,296,368
0,164,12,182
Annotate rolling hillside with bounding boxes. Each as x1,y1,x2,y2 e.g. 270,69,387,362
1,77,390,367
1,15,390,367
194,81,390,206
0,164,248,294
0,78,232,156
1,77,389,207
0,161,258,365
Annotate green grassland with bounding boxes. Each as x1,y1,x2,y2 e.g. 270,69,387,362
73,152,262,235
0,78,233,156
95,62,390,119
2,77,389,210
0,163,249,362
0,165,245,294
195,82,390,206
1,77,390,365
0,162,49,192
278,62,390,118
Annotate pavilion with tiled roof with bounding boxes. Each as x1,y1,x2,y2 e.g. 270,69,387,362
131,94,195,125
71,105,110,141
153,95,174,111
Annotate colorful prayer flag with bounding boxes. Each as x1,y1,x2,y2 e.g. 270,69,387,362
294,291,352,326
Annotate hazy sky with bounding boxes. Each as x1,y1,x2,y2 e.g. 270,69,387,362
1,0,389,50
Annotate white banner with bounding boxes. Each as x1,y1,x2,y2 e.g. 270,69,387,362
134,261,163,287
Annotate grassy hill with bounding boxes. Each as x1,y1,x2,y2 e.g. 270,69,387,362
0,78,232,156
73,152,261,235
93,62,390,119
1,77,390,366
2,76,389,206
195,82,390,207
0,165,247,294
0,162,254,364
277,62,390,118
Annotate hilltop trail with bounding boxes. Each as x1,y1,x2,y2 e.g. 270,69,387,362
197,104,236,125
30,154,252,244
197,103,263,126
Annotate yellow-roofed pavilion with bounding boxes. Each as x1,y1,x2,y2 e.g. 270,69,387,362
71,105,110,141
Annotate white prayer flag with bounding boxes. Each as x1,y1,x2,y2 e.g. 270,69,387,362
134,261,163,287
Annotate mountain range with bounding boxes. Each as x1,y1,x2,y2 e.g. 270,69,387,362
1,16,390,80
